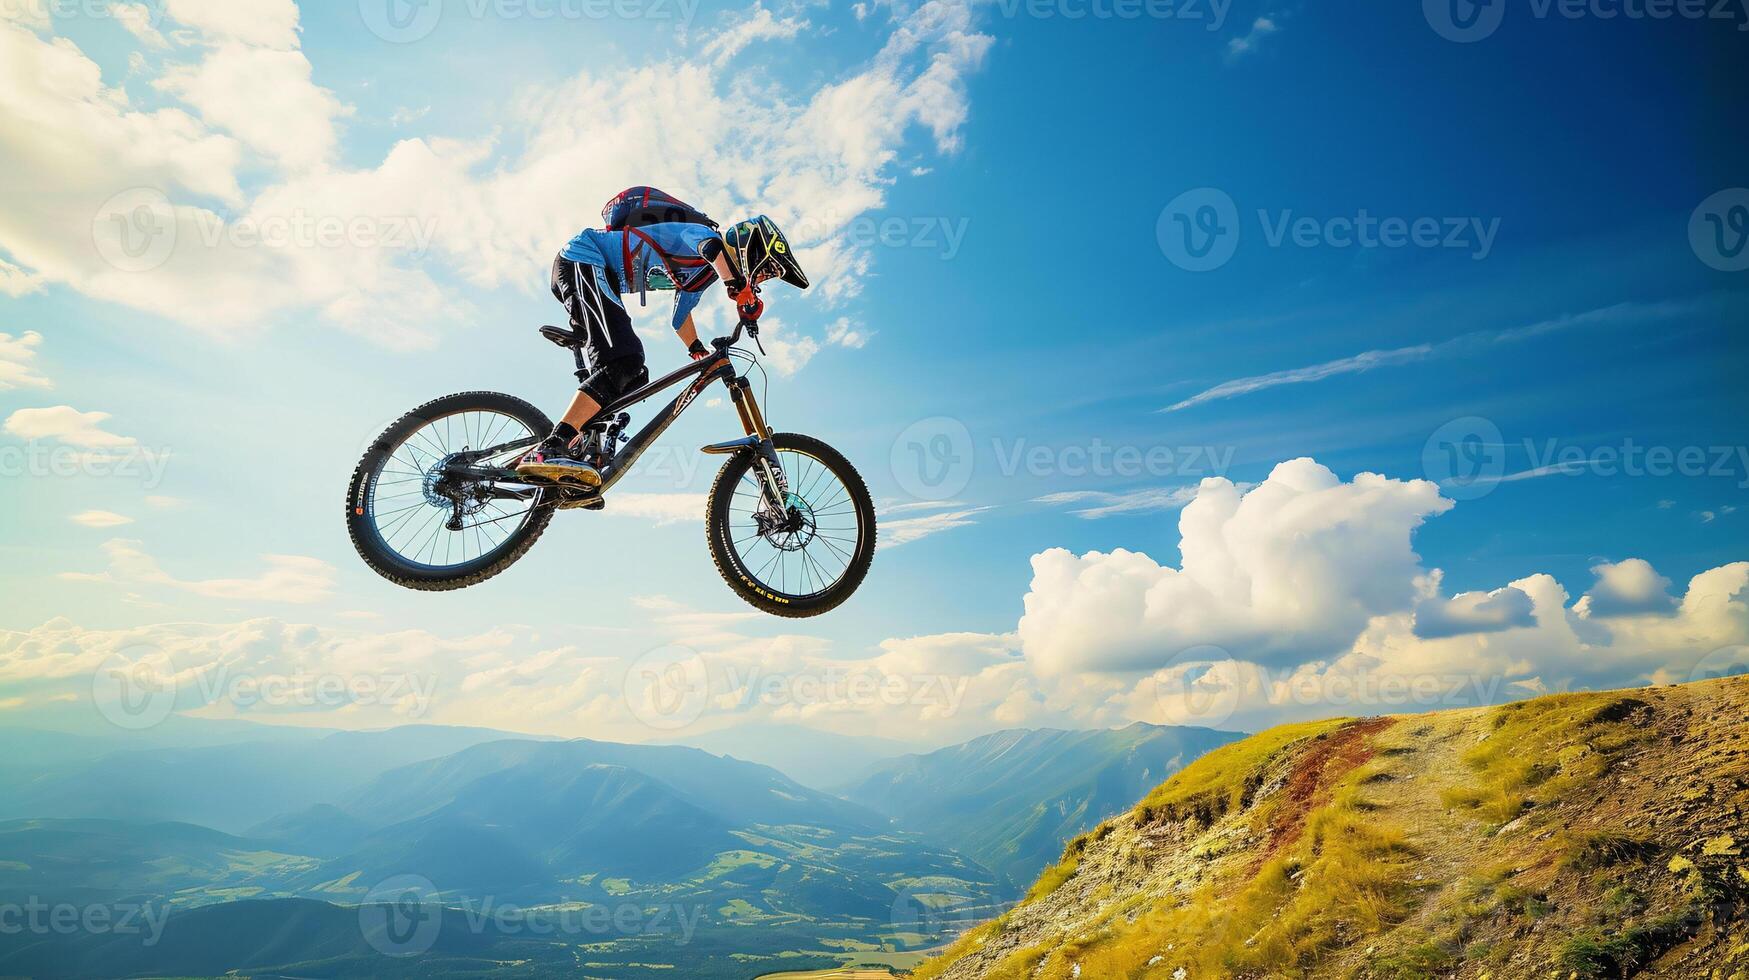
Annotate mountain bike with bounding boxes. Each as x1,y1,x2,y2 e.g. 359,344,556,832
345,319,876,617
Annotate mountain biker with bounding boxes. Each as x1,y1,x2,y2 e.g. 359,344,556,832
516,213,810,485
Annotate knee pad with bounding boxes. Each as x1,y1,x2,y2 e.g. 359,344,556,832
578,358,649,406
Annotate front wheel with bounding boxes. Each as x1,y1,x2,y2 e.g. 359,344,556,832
706,433,877,618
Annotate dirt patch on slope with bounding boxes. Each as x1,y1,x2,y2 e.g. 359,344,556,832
1255,716,1397,868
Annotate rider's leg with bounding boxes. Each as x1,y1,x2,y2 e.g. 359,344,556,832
518,258,646,484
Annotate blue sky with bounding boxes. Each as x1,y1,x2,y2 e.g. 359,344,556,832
0,0,1745,745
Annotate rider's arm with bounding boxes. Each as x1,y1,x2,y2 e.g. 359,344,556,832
677,314,704,357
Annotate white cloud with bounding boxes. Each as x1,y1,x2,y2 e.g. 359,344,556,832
6,505,1744,741
1033,486,1200,519
0,0,990,356
154,43,348,172
881,504,991,546
1576,558,1677,618
67,538,335,603
162,0,302,49
1412,577,1535,638
1226,16,1278,60
1163,298,1718,412
4,406,134,448
0,256,44,297
1019,459,1453,675
0,330,50,389
701,5,807,65
825,317,870,349
69,509,134,528
111,3,170,49
606,493,707,525
390,105,430,126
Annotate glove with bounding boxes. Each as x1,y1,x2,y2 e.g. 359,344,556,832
688,338,710,361
721,276,746,299
739,294,764,322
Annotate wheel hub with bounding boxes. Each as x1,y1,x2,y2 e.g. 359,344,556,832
424,453,492,518
757,493,817,551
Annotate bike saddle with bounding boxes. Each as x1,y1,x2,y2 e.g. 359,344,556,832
539,324,581,349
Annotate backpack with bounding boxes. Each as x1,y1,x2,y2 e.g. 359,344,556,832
601,186,718,232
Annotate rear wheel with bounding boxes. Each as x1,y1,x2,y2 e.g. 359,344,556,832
706,432,876,617
346,391,553,591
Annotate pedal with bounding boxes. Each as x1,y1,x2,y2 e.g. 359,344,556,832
557,494,605,511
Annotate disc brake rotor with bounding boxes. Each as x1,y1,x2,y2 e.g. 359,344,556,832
756,492,817,551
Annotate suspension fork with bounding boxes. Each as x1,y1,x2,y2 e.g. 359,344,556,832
726,375,789,508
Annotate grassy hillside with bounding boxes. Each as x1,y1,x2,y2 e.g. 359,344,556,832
915,676,1749,979
845,724,1245,891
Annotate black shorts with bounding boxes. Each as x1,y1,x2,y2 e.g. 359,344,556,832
551,255,648,405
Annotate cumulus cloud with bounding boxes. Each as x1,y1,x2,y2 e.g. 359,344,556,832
153,42,348,172
0,330,50,389
1019,459,1453,675
1413,578,1536,639
1577,558,1678,618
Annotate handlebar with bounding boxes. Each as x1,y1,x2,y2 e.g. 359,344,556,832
711,319,762,354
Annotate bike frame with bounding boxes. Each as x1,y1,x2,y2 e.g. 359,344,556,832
442,323,789,507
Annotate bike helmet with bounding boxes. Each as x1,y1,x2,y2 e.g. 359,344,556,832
723,215,809,289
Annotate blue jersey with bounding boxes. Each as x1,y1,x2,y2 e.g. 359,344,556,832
561,222,721,331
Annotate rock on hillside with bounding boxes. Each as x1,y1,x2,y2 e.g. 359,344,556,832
915,675,1749,979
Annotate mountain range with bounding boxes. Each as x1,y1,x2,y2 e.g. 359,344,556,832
842,723,1245,890
0,717,1235,978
